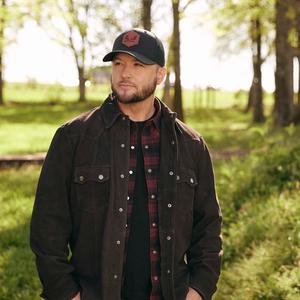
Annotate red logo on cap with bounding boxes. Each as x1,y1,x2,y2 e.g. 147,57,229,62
122,31,140,47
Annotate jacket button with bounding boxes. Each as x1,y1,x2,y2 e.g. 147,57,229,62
176,175,180,181
167,203,172,208
129,170,133,175
145,145,149,149
119,208,124,213
120,174,125,179
116,240,121,245
147,168,152,173
113,274,118,279
79,175,84,182
98,174,104,180
171,140,175,145
120,143,125,148
190,178,194,184
167,269,171,274
166,236,172,241
151,194,155,199
131,145,135,150
154,276,158,281
169,171,174,176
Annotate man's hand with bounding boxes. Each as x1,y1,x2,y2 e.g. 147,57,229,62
71,292,80,300
185,287,203,300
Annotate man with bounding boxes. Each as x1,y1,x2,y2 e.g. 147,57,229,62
30,28,222,300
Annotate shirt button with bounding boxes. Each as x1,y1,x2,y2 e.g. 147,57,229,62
120,174,125,179
171,140,175,145
169,171,174,176
79,175,84,182
167,269,171,274
190,178,194,184
151,194,155,199
176,175,180,181
129,170,133,175
118,208,124,213
152,250,157,254
166,236,172,241
116,240,121,245
145,145,149,149
98,174,104,180
127,196,130,200
154,276,158,281
113,274,118,279
167,203,172,208
131,145,135,150
125,224,128,228
148,168,152,173
120,143,125,148
122,116,126,121
152,222,157,227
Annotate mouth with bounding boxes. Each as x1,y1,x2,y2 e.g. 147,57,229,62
118,81,136,88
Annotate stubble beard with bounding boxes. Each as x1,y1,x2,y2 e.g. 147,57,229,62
111,77,157,104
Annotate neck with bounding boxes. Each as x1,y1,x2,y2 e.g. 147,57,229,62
117,95,156,122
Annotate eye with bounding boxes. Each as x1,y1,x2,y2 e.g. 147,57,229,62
134,62,145,67
113,60,122,66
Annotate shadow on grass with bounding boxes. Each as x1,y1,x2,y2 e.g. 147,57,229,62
0,101,101,126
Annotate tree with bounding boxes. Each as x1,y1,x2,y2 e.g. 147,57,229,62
162,0,197,121
207,0,274,123
0,0,28,105
274,0,294,126
171,0,184,121
141,0,152,30
37,0,123,102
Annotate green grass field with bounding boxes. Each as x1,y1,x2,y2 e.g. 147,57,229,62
0,82,299,299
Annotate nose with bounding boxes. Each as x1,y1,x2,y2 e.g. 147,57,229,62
121,64,132,79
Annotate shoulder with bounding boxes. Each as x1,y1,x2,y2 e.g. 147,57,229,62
175,118,205,148
59,105,104,138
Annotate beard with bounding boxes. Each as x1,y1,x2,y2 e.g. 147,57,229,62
111,77,157,104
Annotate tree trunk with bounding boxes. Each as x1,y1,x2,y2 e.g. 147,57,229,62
78,66,86,102
274,0,294,126
141,0,152,31
294,2,300,123
162,70,173,108
0,0,5,106
252,18,265,123
172,0,184,121
162,36,174,109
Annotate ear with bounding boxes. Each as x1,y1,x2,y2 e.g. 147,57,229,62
156,67,167,85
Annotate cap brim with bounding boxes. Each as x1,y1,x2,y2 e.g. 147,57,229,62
103,50,156,65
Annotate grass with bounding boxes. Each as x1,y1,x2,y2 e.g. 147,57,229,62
0,166,41,300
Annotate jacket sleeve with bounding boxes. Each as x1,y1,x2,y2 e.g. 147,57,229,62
187,141,222,300
30,126,80,300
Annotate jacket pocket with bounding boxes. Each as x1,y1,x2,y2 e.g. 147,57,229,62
176,168,198,208
74,165,110,213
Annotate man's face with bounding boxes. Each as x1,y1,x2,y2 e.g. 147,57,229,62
111,53,165,104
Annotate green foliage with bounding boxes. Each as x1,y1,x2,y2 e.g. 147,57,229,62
214,126,300,299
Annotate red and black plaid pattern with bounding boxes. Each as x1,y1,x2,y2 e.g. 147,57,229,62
124,99,163,300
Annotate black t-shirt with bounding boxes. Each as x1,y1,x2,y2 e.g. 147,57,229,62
122,121,151,300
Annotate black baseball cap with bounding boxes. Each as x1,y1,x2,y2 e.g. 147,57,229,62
103,28,165,67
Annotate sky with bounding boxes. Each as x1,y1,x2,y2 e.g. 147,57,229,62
4,2,276,92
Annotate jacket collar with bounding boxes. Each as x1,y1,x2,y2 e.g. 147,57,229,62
101,94,179,131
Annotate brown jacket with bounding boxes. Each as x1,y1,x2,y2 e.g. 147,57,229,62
30,97,222,300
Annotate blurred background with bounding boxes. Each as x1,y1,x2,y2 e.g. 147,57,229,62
0,0,299,299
